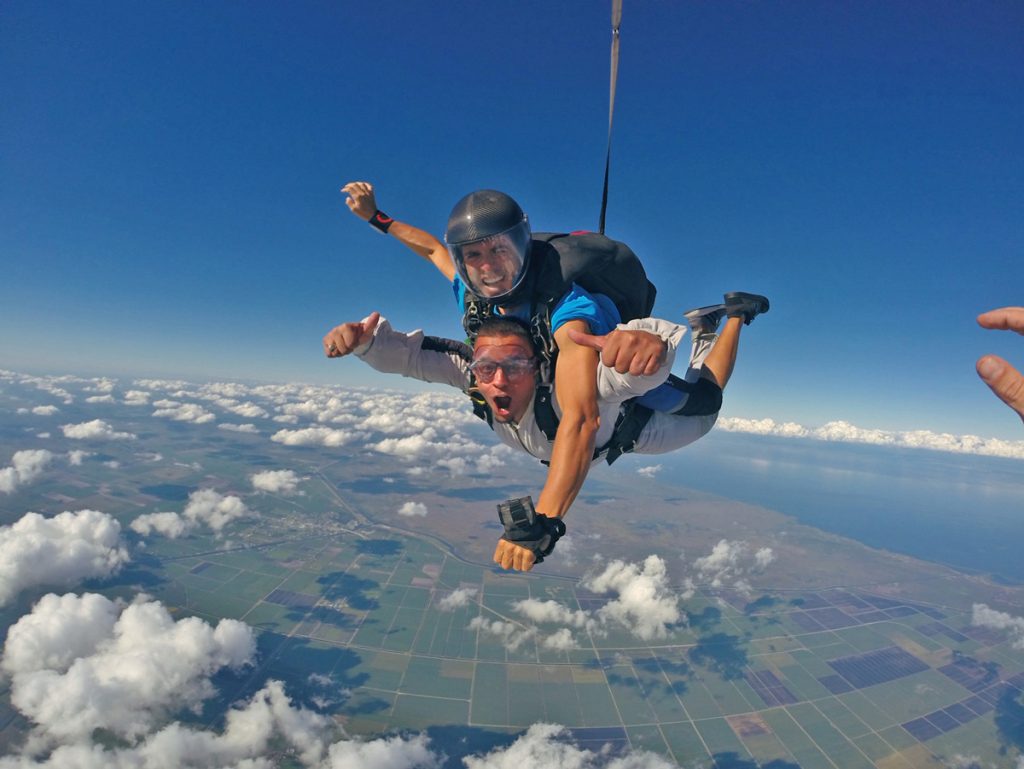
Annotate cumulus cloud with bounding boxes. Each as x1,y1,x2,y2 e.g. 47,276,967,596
123,390,150,405
636,464,662,478
184,489,248,531
688,539,776,598
131,489,249,539
67,450,91,466
0,511,128,605
152,400,216,424
84,394,115,404
251,469,302,495
513,598,592,631
31,405,59,416
718,417,1024,460
972,604,1024,650
272,426,360,447
469,616,536,652
219,422,258,433
0,450,54,494
1,592,256,743
61,419,136,440
439,587,478,611
582,555,681,641
463,723,676,769
398,501,428,517
130,511,189,539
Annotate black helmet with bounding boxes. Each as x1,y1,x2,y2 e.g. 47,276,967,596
445,190,531,303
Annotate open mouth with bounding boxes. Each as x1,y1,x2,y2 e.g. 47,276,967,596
481,275,505,287
494,396,512,411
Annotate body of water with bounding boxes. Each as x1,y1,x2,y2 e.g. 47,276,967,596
649,431,1024,584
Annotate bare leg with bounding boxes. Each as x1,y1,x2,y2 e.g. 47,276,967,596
699,316,742,389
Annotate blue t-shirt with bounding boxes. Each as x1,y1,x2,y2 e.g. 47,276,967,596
452,277,620,336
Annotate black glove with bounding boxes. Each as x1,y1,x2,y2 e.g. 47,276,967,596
497,496,566,564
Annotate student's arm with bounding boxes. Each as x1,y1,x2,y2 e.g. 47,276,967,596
342,181,456,281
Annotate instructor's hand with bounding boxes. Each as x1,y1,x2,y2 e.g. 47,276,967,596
977,307,1024,424
323,312,380,358
567,326,666,376
341,181,378,222
493,539,536,572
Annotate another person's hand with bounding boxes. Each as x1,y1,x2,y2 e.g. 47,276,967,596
566,326,667,376
977,307,1024,423
323,312,381,358
341,181,378,222
493,539,537,572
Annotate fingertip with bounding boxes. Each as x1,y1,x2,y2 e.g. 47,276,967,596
977,355,1004,381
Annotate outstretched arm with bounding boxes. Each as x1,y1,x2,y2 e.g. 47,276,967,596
493,319,601,572
342,181,456,282
324,313,471,390
977,307,1024,423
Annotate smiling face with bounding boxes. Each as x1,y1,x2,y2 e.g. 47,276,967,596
460,234,524,298
472,334,537,423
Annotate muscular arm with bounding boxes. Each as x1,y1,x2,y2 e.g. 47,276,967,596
536,320,601,519
342,181,456,282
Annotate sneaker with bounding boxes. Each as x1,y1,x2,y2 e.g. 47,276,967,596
683,304,727,335
724,292,770,325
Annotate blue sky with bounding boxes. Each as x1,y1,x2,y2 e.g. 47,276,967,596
2,0,1022,440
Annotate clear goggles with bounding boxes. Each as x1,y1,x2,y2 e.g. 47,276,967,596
469,356,537,384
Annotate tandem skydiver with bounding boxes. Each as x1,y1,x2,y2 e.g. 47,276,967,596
333,183,768,571
322,303,758,571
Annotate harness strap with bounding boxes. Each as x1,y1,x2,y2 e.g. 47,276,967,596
533,384,558,441
603,399,654,465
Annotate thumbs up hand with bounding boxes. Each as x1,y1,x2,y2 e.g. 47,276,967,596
566,326,666,376
323,312,381,357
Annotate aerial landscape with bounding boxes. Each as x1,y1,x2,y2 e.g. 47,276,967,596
1,370,1022,767
2,1,1022,767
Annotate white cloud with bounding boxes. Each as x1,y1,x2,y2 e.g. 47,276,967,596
219,422,259,433
0,511,128,605
463,723,677,769
1,592,256,743
718,417,1024,460
469,616,537,652
272,426,360,447
513,598,592,630
251,469,301,495
398,501,428,517
637,464,662,478
31,405,59,416
0,449,54,494
123,390,151,405
582,555,680,641
184,489,249,532
131,512,189,539
152,402,216,424
67,450,91,466
226,401,268,419
131,489,248,540
689,539,776,598
61,419,136,440
85,395,115,404
439,587,478,611
972,604,1024,650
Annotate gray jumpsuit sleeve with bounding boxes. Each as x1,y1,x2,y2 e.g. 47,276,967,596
355,317,472,392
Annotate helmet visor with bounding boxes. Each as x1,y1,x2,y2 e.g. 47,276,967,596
449,219,531,301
